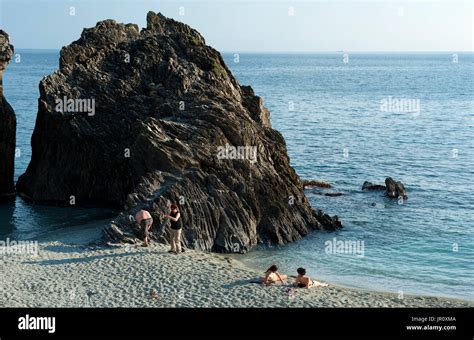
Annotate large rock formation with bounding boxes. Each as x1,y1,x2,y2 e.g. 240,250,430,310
17,12,341,252
0,30,16,199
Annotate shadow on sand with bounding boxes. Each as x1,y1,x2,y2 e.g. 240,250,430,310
43,244,91,254
24,251,144,266
221,279,262,289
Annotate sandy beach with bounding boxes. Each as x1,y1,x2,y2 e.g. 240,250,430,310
0,226,472,308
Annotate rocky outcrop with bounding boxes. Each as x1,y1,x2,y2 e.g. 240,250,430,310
0,30,16,199
301,179,332,189
362,178,407,199
17,12,342,252
302,180,342,197
385,177,407,199
362,181,386,191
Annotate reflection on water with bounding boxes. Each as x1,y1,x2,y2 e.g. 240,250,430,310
0,196,118,241
0,199,15,237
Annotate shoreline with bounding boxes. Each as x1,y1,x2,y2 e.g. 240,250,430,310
231,254,474,305
0,226,472,308
221,253,474,306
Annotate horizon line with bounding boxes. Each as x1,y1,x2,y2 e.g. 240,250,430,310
11,48,474,54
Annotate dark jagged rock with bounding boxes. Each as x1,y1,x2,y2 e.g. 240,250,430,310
362,178,407,200
319,214,342,229
362,181,386,191
301,179,332,189
17,12,342,252
385,177,407,199
0,30,16,199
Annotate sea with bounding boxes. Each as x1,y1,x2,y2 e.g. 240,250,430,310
1,50,473,300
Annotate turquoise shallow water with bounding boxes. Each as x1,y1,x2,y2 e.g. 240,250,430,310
0,51,473,300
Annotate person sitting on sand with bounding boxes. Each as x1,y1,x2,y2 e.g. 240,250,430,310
135,209,153,247
293,267,328,288
261,265,288,285
294,267,314,288
163,204,183,254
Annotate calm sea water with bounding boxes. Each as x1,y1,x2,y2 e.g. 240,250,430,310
1,51,473,300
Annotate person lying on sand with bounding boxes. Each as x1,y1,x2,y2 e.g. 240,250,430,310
293,267,328,288
261,265,288,285
135,209,153,247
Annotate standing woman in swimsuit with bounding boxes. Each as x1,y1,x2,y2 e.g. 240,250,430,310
164,204,183,254
261,265,288,285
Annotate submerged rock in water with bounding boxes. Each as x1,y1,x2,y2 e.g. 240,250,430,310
361,181,386,191
0,30,16,199
385,177,407,199
362,178,407,200
301,179,332,189
17,12,342,252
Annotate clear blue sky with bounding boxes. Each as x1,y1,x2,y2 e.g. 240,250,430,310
0,0,472,52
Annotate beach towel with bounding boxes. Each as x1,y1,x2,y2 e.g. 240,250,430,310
312,280,329,288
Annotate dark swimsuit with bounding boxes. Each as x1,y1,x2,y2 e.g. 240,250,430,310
170,211,182,230
297,279,314,288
